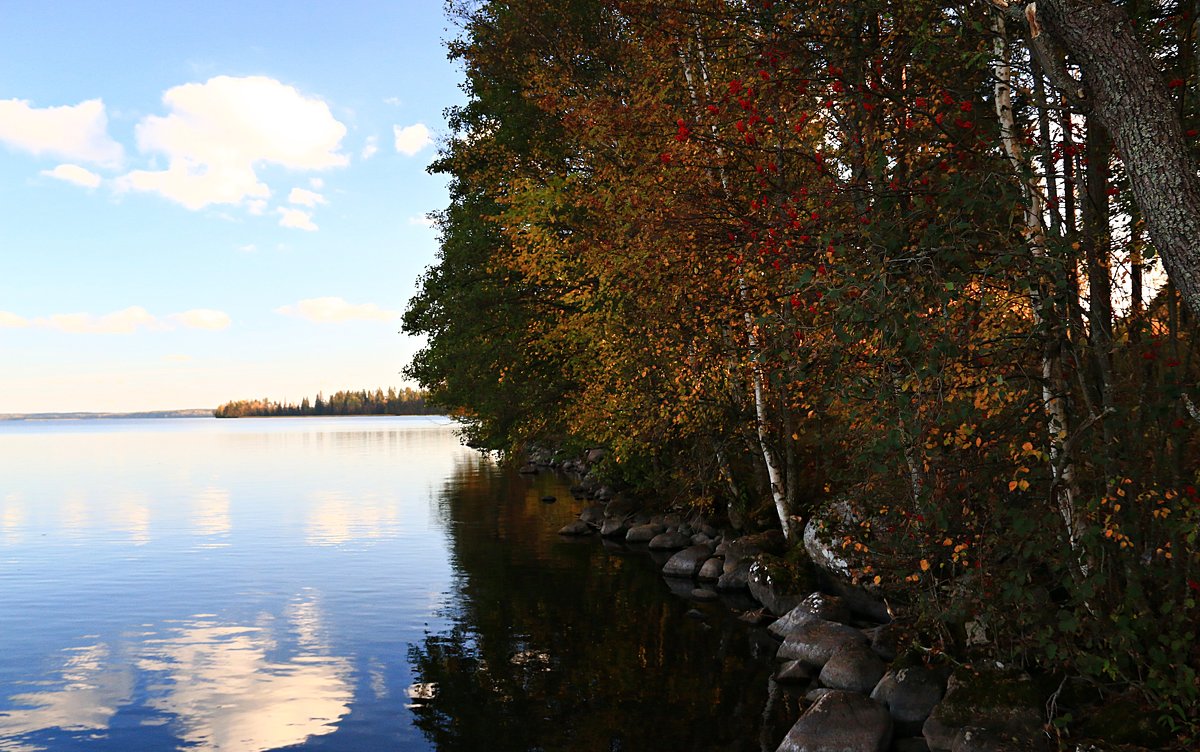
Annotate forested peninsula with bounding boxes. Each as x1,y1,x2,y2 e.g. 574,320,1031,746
215,388,433,418
403,0,1200,741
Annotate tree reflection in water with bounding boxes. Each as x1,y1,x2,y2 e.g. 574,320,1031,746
407,457,799,751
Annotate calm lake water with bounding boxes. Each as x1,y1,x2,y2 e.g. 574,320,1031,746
0,417,789,752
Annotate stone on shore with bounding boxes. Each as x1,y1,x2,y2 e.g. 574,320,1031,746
697,556,724,581
775,691,892,752
716,558,754,591
625,523,664,543
648,530,692,550
748,555,814,615
775,660,814,683
600,517,628,538
579,505,606,525
558,519,593,536
871,665,946,726
818,642,887,693
662,544,716,578
769,593,853,639
777,619,870,667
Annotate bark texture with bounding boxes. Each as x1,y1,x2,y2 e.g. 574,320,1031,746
1019,0,1200,320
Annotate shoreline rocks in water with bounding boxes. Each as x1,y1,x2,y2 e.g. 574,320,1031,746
547,470,1057,752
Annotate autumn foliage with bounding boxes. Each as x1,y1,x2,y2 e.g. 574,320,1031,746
404,0,1200,734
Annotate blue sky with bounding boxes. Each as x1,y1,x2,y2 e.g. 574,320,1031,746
0,2,465,412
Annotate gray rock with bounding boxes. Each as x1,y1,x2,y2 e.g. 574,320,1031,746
557,519,593,536
715,558,753,591
818,643,887,693
863,623,901,662
690,532,713,546
599,517,628,538
722,530,786,573
871,666,946,725
924,670,1044,751
713,540,730,557
775,660,814,684
777,619,870,667
697,557,724,581
579,505,606,525
604,497,636,518
748,555,813,615
803,507,892,623
648,530,692,550
662,544,716,578
700,523,719,538
775,691,892,752
769,593,853,639
804,687,836,704
625,523,664,543
690,587,719,601
585,447,607,464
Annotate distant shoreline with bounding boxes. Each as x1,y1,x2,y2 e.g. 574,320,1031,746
0,409,215,421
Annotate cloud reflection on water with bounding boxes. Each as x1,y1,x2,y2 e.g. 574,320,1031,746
0,596,352,752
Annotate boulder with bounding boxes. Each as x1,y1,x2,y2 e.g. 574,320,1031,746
557,519,593,536
716,558,754,591
818,642,887,693
951,728,1009,752
777,619,870,667
697,557,724,581
803,505,892,623
722,530,787,573
625,523,664,543
690,587,719,601
690,532,714,546
585,447,607,464
769,593,853,639
604,497,637,518
748,555,815,615
648,530,692,550
662,544,716,578
923,669,1045,751
871,665,946,726
775,660,814,684
775,691,892,752
863,623,901,662
599,517,628,538
579,505,606,525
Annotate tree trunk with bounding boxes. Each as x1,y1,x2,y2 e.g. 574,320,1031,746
1008,0,1200,320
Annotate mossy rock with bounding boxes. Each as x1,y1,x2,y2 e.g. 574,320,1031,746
747,553,817,616
930,667,1045,736
1074,694,1172,747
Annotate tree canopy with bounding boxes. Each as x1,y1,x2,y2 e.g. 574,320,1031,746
405,0,1200,734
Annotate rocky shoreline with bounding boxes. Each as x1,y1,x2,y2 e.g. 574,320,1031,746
531,455,1096,752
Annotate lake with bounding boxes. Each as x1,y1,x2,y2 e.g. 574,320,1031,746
0,417,791,752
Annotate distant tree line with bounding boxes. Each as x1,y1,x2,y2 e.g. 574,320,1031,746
215,388,435,418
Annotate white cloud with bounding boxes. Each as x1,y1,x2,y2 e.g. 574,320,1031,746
288,187,326,207
275,297,398,323
407,215,435,227
361,136,379,160
246,199,268,216
237,243,257,253
41,163,103,188
383,97,403,107
393,123,432,156
0,98,123,167
171,309,231,330
309,177,324,189
117,76,348,210
0,311,29,328
278,207,317,231
42,306,159,335
1,306,230,334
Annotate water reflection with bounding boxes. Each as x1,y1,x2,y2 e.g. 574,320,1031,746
306,491,400,546
0,596,351,752
0,643,133,752
1,495,24,546
407,462,783,751
192,488,231,540
139,599,352,751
